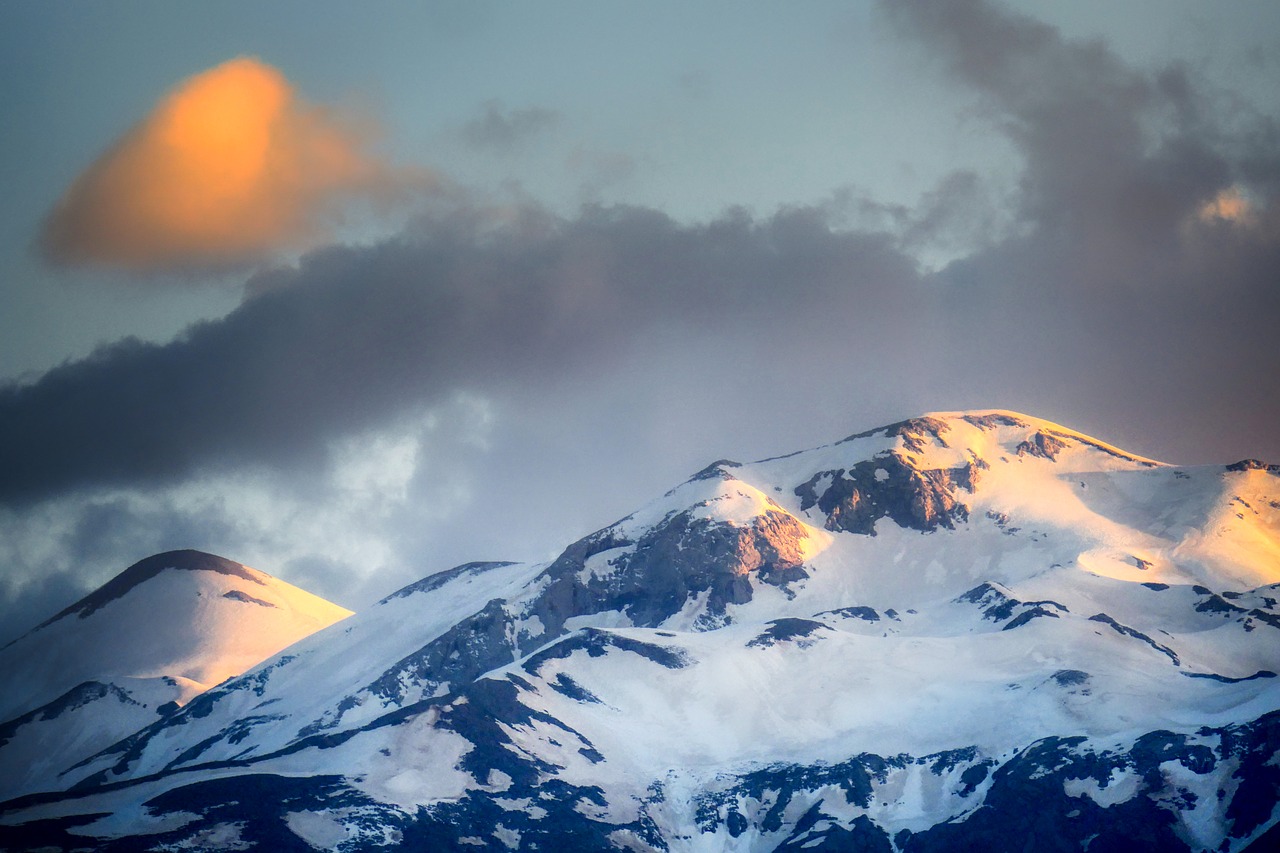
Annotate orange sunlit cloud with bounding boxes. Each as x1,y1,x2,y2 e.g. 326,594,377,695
40,57,414,272
1197,186,1256,227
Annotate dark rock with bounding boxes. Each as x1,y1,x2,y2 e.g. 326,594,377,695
1226,459,1280,474
795,453,972,536
368,598,518,706
957,583,1065,626
1003,606,1061,630
958,583,1020,622
548,673,602,704
962,413,1029,430
1051,670,1090,687
774,810,893,852
1181,670,1276,684
958,762,991,795
819,606,880,622
0,681,135,749
522,628,690,674
690,459,743,481
1247,609,1280,630
1088,613,1180,665
747,618,830,648
1016,431,1069,460
1196,594,1247,615
222,590,276,608
840,416,954,451
533,507,810,636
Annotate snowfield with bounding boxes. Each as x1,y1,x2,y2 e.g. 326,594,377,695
2,411,1277,851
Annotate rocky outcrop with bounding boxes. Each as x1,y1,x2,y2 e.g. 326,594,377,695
533,505,811,635
368,598,518,705
842,416,955,452
1016,430,1069,460
1227,459,1280,474
794,453,974,534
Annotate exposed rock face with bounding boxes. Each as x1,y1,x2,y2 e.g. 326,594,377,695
368,598,516,705
358,500,815,709
1016,430,1069,460
955,582,1068,631
962,412,1028,430
534,505,811,635
842,416,956,451
794,453,973,534
1228,459,1280,474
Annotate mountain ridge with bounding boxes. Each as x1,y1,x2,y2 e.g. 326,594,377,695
2,409,1277,851
23,549,269,638
0,549,351,804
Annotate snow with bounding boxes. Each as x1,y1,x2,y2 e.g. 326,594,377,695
3,409,1277,851
1063,768,1143,807
0,554,351,800
67,559,546,784
286,810,353,850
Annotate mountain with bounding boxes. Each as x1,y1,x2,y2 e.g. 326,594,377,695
0,549,352,802
1,411,1278,851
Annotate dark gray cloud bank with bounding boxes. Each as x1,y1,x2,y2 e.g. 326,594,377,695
2,0,1277,639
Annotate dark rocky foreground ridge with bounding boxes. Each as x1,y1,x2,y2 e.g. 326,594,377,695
1,411,1278,851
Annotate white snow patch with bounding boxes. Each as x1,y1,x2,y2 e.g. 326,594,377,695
354,713,475,809
577,547,629,584
486,769,514,792
1157,757,1229,851
286,810,353,850
152,821,252,850
513,614,545,642
565,609,634,632
1063,768,1142,807
493,824,521,849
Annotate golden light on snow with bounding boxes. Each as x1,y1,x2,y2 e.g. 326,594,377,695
40,57,405,270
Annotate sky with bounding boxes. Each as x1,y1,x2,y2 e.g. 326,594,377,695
1,0,1278,643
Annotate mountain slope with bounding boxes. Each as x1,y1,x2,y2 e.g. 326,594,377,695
1,412,1277,851
0,549,351,801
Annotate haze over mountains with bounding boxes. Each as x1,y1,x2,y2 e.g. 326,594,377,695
1,411,1277,851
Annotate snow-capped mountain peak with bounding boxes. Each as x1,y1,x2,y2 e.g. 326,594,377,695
2,412,1277,852
0,549,350,801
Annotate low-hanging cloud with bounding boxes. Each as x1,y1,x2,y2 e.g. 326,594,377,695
39,56,414,272
1,0,1278,644
2,202,922,507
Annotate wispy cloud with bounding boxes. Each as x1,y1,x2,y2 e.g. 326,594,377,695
460,100,561,153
